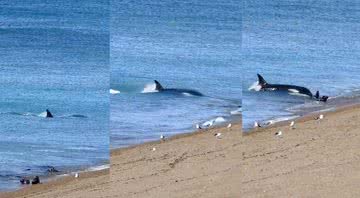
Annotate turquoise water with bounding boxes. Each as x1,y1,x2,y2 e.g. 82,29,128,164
0,1,109,191
242,0,360,130
110,0,242,148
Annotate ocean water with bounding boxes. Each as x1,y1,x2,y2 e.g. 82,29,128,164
242,0,360,130
0,0,109,191
110,0,242,148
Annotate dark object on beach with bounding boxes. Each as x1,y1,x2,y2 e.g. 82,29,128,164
31,176,40,185
47,166,59,173
314,91,329,102
20,178,30,185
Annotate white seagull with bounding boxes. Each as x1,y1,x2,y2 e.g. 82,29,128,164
74,173,79,178
316,114,324,120
160,135,165,141
290,121,295,129
254,121,261,128
275,131,282,137
202,120,215,128
227,123,232,128
214,133,222,138
196,124,202,129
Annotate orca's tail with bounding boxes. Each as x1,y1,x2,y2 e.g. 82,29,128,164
257,74,268,87
314,91,329,102
154,80,164,91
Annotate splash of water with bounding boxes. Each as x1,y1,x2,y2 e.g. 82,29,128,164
110,89,120,95
141,83,158,93
248,81,262,91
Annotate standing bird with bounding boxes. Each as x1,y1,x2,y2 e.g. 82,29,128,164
227,123,232,128
196,124,202,129
290,121,295,129
316,114,324,120
160,135,165,141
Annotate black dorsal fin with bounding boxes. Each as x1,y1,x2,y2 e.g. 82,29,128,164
46,109,53,118
257,74,268,85
154,80,164,91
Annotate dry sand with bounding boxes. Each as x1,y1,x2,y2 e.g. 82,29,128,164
2,104,360,197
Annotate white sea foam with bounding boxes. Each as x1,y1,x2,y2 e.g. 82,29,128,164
263,115,299,126
230,107,242,115
141,83,158,93
201,117,227,128
214,116,226,123
38,112,47,117
86,164,110,172
110,89,120,94
248,81,262,91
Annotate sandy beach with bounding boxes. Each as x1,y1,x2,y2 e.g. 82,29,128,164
2,104,360,197
110,104,360,198
0,169,110,198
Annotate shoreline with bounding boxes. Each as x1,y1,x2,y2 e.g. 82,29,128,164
244,92,360,131
0,164,110,198
110,103,360,197
2,102,360,197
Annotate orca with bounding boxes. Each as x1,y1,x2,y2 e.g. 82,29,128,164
256,74,328,102
46,109,53,118
154,80,203,96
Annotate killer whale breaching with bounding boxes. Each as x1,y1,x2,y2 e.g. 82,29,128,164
153,80,203,96
46,109,53,118
255,74,329,102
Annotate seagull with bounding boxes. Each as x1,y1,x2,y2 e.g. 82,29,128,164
196,124,202,129
275,131,282,137
160,135,165,141
290,121,295,129
214,133,222,138
264,120,274,126
316,114,324,120
254,121,261,128
227,123,232,128
75,173,79,178
202,120,215,128
152,147,156,151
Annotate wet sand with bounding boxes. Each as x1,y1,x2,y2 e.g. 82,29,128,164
2,104,360,197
